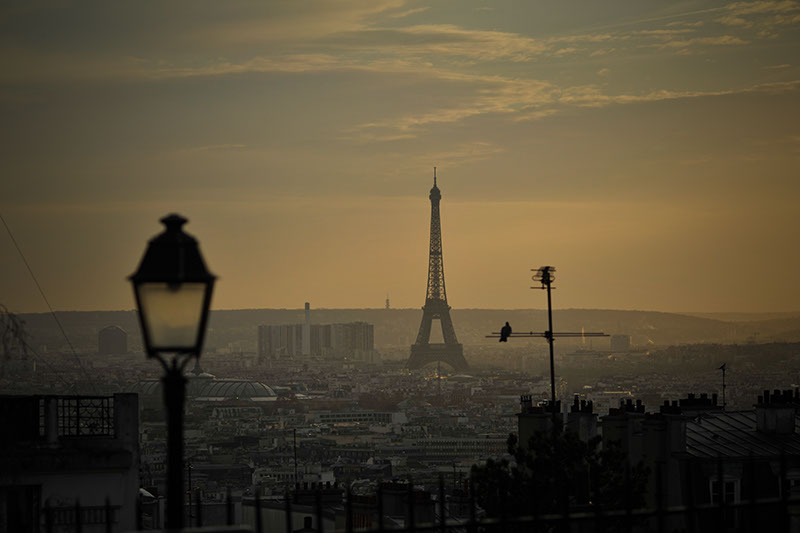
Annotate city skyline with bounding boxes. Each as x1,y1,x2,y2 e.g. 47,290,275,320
2,0,799,314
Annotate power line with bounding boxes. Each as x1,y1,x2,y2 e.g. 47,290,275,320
21,338,76,391
0,211,98,394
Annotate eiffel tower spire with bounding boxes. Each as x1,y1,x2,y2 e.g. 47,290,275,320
407,169,468,371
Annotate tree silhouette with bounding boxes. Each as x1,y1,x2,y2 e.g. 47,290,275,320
0,304,29,379
471,428,649,525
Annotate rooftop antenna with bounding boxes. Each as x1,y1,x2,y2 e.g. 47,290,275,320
487,266,608,433
719,362,727,410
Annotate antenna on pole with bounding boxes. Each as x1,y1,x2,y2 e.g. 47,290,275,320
486,266,608,435
719,362,727,410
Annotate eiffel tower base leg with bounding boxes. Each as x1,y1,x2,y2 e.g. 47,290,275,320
408,343,468,372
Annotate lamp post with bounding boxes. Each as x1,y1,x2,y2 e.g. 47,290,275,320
130,214,215,530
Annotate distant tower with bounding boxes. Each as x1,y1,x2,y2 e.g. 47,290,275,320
407,169,468,371
98,325,127,355
302,302,311,356
385,294,390,310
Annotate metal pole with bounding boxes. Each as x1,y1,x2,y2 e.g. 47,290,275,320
722,366,727,410
163,360,186,530
545,276,557,430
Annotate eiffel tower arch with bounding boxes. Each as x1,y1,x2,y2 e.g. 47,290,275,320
407,169,468,372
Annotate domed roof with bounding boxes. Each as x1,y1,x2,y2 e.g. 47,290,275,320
130,380,161,396
131,377,276,401
194,379,276,401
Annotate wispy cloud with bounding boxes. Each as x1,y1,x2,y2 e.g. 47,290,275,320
386,6,430,18
348,78,800,137
727,1,799,16
652,35,749,49
716,0,800,34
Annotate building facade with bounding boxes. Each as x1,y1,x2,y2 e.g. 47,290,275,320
0,393,139,532
257,322,374,363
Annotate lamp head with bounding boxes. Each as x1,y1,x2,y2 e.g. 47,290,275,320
129,214,216,358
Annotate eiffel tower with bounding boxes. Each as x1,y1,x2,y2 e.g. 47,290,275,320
407,169,468,371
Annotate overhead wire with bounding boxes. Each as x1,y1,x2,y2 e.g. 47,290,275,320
0,211,99,394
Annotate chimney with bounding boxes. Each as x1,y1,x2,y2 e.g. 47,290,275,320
302,302,311,356
601,398,645,464
517,397,561,450
567,395,597,442
756,389,797,434
678,392,722,416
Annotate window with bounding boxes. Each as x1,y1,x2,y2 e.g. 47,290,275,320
710,480,738,505
709,477,740,529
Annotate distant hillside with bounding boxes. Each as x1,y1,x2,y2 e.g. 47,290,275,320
684,312,800,322
17,308,800,354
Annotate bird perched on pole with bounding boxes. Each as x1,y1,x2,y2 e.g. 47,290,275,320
499,322,512,342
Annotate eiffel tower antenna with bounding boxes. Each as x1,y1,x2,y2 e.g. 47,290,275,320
407,170,468,371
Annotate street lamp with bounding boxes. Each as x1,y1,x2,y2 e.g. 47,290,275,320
130,214,215,530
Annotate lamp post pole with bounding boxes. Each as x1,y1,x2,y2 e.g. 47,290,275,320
130,214,215,532
164,361,186,528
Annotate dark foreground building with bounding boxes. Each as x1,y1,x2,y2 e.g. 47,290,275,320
518,389,800,532
0,393,139,532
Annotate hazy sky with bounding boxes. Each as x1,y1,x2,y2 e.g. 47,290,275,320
1,0,799,314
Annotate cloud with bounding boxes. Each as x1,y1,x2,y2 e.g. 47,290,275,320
666,20,706,27
511,108,559,122
716,0,800,36
653,35,749,49
716,15,754,27
323,24,552,62
726,1,799,16
349,77,800,136
386,6,430,18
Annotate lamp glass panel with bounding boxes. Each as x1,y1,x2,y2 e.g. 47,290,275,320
137,282,207,351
